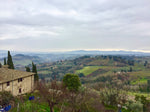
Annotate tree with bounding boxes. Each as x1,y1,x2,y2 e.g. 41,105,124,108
129,67,133,72
0,63,2,68
144,61,148,67
100,87,127,108
37,81,67,112
25,66,31,72
7,51,14,69
78,73,84,77
32,62,39,82
147,80,150,92
126,100,143,112
63,73,81,92
4,58,7,65
63,87,105,112
128,60,134,66
135,95,149,112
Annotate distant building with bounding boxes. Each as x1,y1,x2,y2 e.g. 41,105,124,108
0,65,35,96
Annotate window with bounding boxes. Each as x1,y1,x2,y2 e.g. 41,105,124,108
18,78,23,82
7,82,10,86
19,88,21,93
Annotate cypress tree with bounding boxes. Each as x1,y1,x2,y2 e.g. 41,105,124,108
25,66,31,72
32,62,39,82
4,58,7,65
0,63,2,68
7,51,14,69
129,67,132,72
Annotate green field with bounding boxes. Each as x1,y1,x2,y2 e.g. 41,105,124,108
75,66,134,76
75,66,102,76
131,78,148,85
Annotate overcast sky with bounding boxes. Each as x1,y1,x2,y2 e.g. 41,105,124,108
0,0,150,52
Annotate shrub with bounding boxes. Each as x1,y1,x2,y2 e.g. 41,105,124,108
126,100,143,112
0,91,15,107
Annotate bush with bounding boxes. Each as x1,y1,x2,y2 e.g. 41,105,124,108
100,88,127,107
126,100,143,112
0,91,15,107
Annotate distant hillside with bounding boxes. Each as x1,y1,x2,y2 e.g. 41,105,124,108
66,50,150,56
1,50,150,59
36,55,150,86
36,54,80,62
37,55,133,80
0,54,44,68
0,53,80,70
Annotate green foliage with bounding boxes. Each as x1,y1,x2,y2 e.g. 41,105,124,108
0,91,15,106
78,73,84,77
147,80,150,92
4,58,7,65
131,78,147,85
11,101,52,112
126,100,143,112
135,95,149,111
32,62,39,82
63,73,81,92
100,88,127,107
147,80,150,85
0,63,2,68
144,61,148,67
25,66,31,72
76,66,102,76
129,67,133,72
128,60,134,66
7,51,14,69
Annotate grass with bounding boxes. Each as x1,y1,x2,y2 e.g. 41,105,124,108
128,91,150,100
130,70,150,77
76,65,134,76
11,100,59,112
75,65,137,76
14,59,32,66
131,78,148,85
75,66,102,76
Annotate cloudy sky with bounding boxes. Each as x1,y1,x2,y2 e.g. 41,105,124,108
0,0,150,52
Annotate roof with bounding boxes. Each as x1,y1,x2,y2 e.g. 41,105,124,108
0,67,35,84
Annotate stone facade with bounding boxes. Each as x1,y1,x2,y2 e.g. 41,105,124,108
0,66,35,96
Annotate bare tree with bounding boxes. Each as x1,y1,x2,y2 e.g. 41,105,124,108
63,88,105,112
37,80,67,112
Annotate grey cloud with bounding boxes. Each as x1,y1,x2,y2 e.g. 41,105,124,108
0,0,150,52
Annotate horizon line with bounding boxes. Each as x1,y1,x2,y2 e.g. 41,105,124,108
0,49,150,53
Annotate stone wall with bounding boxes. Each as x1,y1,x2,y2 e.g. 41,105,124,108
0,75,34,96
0,84,2,91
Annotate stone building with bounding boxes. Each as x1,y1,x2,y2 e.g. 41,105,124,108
0,65,35,96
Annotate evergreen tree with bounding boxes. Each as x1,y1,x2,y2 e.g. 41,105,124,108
129,67,132,72
147,80,150,92
7,51,14,69
0,63,2,68
32,62,39,82
144,61,148,66
4,58,7,65
25,66,31,72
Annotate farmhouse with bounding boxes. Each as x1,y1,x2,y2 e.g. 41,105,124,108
0,65,34,96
